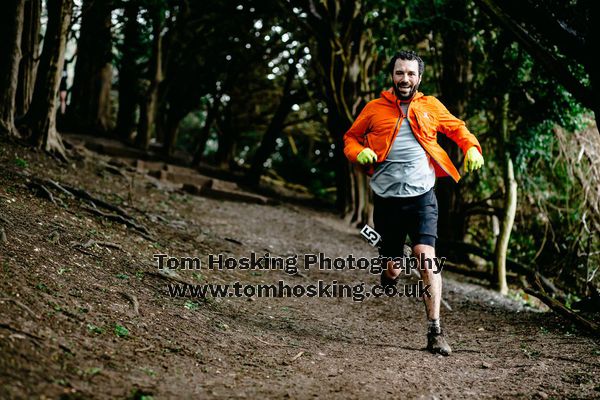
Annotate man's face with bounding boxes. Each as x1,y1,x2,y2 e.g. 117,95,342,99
392,59,421,100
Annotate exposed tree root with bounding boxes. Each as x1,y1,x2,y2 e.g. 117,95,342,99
524,272,600,336
439,240,563,297
0,323,42,344
82,204,152,239
0,297,38,319
120,292,140,316
71,239,123,250
59,182,129,217
25,174,153,241
28,181,66,207
43,128,68,162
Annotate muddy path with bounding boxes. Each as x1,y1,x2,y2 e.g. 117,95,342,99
1,139,599,399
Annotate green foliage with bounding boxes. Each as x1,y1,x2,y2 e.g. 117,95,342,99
563,293,582,310
87,324,104,334
192,272,203,282
14,157,28,168
514,121,555,176
184,300,199,310
128,388,154,400
35,283,49,292
176,105,208,151
114,324,130,338
269,137,337,203
507,288,538,308
83,367,102,378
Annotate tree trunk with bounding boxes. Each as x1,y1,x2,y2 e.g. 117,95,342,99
136,5,164,150
20,0,72,158
287,0,375,220
214,102,234,168
329,114,353,215
115,2,141,142
494,93,516,295
162,111,182,159
15,0,41,117
246,65,298,185
154,88,167,146
315,32,356,216
67,0,113,134
192,72,235,167
345,167,371,228
436,0,472,251
0,0,26,137
192,93,221,167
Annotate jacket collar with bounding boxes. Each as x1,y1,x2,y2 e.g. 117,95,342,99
381,87,424,103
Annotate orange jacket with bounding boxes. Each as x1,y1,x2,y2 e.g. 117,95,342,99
343,88,482,182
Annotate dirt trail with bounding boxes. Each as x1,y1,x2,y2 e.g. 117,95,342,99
1,139,599,399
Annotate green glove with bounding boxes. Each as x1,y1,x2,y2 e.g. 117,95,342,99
357,148,377,164
464,147,484,172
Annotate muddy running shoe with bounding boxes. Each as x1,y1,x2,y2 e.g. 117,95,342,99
427,330,452,356
380,270,398,288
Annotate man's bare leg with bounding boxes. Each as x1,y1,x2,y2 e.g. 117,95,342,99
413,243,451,355
382,246,440,309
412,244,440,320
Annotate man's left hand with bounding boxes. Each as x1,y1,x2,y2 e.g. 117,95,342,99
464,147,484,173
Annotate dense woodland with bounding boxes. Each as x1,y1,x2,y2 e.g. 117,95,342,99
0,0,599,330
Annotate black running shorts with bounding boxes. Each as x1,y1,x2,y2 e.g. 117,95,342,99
373,187,438,258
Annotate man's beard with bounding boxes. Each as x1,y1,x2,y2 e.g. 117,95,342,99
394,82,419,100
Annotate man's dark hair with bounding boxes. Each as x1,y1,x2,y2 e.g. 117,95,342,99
387,50,424,76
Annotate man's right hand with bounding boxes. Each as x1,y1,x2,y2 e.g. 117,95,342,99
357,148,377,164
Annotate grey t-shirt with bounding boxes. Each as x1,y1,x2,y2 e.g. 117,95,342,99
370,103,436,198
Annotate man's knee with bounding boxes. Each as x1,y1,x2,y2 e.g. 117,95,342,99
413,243,435,257
412,244,438,276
